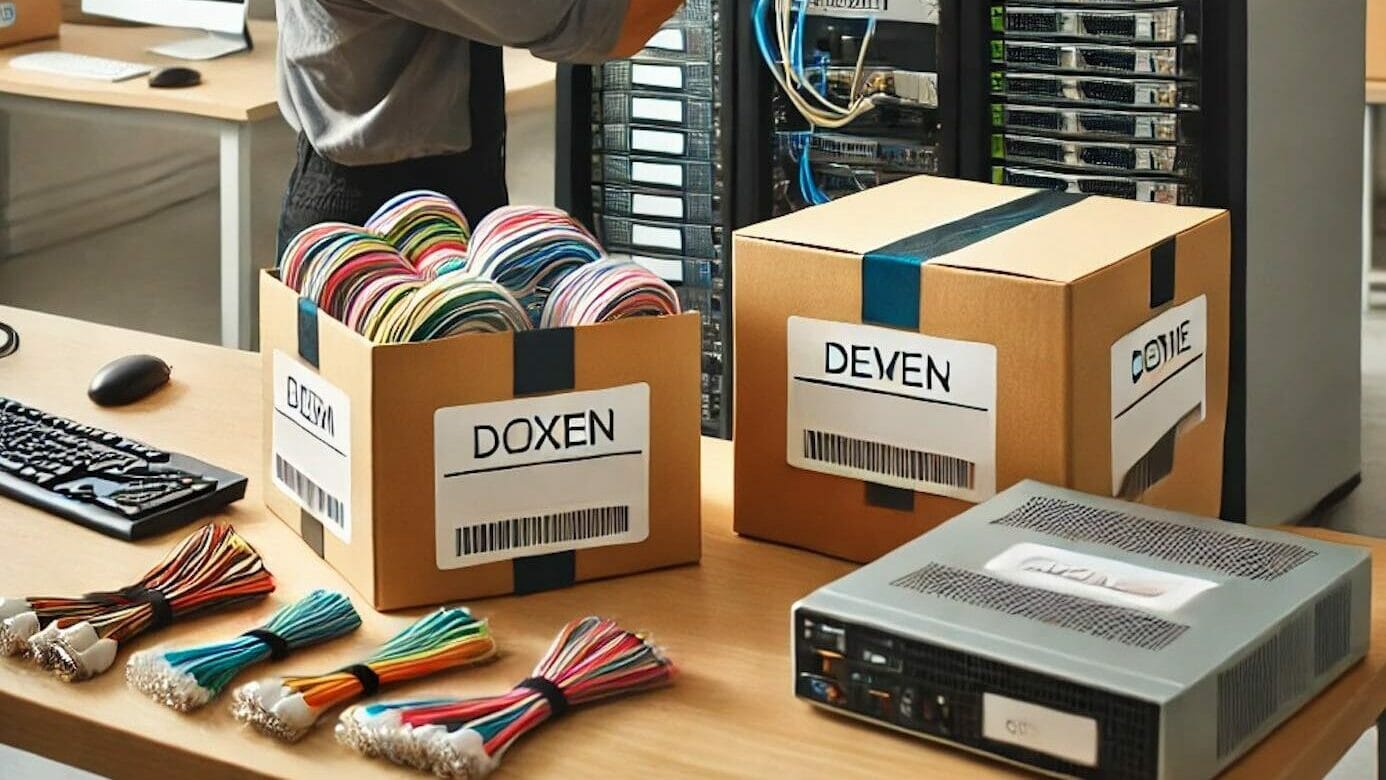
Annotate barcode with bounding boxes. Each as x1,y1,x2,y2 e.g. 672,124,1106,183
275,454,345,527
803,430,976,489
455,505,631,557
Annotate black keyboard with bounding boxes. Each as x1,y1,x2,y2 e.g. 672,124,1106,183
0,398,247,539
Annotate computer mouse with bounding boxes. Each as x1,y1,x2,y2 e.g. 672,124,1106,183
148,67,201,89
89,355,172,406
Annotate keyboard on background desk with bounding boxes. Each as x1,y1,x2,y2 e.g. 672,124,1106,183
0,398,247,540
10,52,152,82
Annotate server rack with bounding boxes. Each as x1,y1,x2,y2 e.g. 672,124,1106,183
556,0,737,438
558,0,1364,524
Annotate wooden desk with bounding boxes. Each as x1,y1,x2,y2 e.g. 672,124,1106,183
1,305,1384,780
0,21,283,350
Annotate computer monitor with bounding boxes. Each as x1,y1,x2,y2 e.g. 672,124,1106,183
81,0,251,60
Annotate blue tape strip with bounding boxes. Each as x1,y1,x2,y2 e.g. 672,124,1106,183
860,190,1088,330
857,190,1087,511
297,297,321,368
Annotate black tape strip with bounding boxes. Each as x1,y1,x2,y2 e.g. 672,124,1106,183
297,297,320,368
517,676,570,719
301,509,324,558
121,586,173,631
243,629,291,660
513,327,575,396
510,328,578,593
1149,238,1177,309
865,482,916,512
345,664,381,696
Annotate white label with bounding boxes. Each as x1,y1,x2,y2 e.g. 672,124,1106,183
631,192,685,219
627,254,684,283
1110,295,1207,496
433,384,650,569
786,317,997,501
645,27,686,52
982,693,1099,768
631,223,683,251
0,3,15,27
985,542,1217,613
271,351,352,542
631,63,683,90
631,96,683,123
806,0,939,24
631,160,683,188
631,128,685,156
1136,16,1154,41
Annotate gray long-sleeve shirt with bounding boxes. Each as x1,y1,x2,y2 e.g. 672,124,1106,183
276,0,628,166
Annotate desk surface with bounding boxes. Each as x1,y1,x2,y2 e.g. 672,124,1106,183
0,22,280,122
0,305,1384,780
1370,80,1386,105
0,22,557,122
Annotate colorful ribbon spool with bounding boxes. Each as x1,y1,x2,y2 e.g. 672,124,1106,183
466,206,605,326
540,257,682,328
366,191,471,277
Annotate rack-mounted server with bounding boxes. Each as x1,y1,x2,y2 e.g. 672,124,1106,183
557,0,1365,525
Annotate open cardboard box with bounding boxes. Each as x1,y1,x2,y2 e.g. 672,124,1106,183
260,270,702,610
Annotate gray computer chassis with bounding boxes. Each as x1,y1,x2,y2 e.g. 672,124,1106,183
792,481,1370,779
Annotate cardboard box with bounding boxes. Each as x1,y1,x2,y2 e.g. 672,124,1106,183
732,177,1230,562
1370,0,1386,81
260,271,702,610
0,0,58,48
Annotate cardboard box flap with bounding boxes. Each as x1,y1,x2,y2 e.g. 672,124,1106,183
734,177,1035,255
736,176,1225,284
932,195,1226,283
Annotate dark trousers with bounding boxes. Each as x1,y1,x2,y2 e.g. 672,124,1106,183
276,42,509,258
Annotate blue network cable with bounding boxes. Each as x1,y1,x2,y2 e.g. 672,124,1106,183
125,589,361,712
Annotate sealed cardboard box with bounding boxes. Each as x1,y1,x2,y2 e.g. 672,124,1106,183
733,177,1229,562
1371,0,1386,81
0,0,57,48
260,271,702,610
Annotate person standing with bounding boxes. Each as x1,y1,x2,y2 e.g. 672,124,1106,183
274,0,683,254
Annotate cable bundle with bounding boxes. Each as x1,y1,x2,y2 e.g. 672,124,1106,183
753,0,879,129
231,606,496,742
126,589,361,711
540,258,681,328
0,523,274,682
336,616,676,779
465,206,604,326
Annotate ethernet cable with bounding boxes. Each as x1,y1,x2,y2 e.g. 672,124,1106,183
230,606,497,743
754,0,879,128
336,616,676,779
126,589,361,711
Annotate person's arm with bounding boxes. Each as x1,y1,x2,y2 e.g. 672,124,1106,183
364,0,683,63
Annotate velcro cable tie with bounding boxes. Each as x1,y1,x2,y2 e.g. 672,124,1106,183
345,663,381,696
517,676,570,719
120,586,173,631
243,629,292,660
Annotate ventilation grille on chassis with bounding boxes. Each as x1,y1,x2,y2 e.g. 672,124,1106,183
991,496,1317,580
1217,579,1354,758
890,563,1189,651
